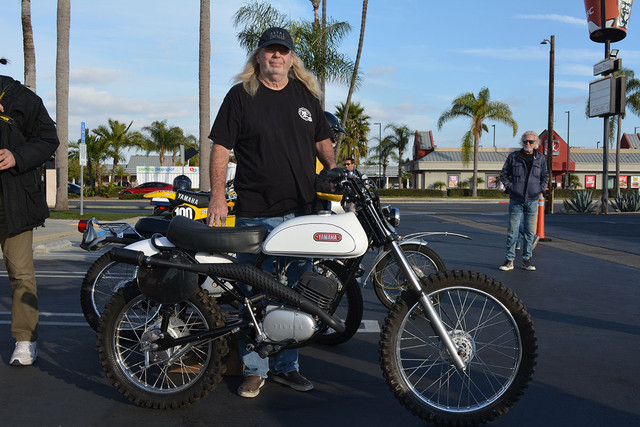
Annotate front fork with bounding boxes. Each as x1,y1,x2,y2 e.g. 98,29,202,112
389,240,466,370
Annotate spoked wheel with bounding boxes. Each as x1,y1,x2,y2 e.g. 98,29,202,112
81,252,138,331
373,243,445,309
97,285,229,408
314,260,363,346
380,270,537,426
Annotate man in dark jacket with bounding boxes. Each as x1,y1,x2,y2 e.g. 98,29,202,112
0,63,60,365
499,131,549,271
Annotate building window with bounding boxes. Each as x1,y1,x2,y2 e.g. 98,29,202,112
486,174,498,189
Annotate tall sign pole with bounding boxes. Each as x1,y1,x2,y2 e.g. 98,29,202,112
584,0,633,214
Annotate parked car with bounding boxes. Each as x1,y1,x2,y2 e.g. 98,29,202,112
68,182,82,195
118,182,172,197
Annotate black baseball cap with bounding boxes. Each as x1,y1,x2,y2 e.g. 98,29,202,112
258,27,294,51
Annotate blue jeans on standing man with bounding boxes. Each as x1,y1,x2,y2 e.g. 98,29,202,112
505,199,538,261
235,214,309,378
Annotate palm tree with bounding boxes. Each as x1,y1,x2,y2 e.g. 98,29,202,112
615,68,640,196
437,87,517,197
142,120,195,166
199,0,211,190
384,123,412,189
336,0,368,158
55,0,70,210
369,136,398,188
93,119,144,182
335,101,370,163
21,0,36,91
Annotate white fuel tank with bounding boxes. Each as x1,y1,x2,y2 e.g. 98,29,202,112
262,212,368,258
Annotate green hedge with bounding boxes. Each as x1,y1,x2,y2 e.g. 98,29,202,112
378,188,446,198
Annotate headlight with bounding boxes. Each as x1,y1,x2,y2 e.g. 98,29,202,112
382,206,400,226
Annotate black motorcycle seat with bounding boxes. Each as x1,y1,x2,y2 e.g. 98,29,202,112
135,216,170,237
166,215,268,254
175,190,210,208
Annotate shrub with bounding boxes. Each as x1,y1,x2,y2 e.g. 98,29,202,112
563,189,597,213
378,189,446,198
611,190,640,212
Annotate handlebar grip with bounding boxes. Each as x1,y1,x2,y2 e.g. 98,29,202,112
109,247,146,265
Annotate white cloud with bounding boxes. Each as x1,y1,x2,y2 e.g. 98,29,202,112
514,14,586,26
71,67,124,85
367,66,395,77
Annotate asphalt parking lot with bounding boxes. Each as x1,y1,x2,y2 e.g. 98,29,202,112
0,201,638,426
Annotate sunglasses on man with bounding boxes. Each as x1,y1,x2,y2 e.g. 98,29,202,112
523,140,536,144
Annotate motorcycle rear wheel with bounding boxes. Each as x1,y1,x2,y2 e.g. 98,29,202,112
373,243,445,309
97,285,228,408
379,270,537,425
81,252,138,331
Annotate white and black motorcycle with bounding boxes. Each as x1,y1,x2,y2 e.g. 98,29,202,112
96,169,537,425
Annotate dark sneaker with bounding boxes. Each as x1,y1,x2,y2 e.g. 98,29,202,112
238,375,266,398
522,259,536,271
499,260,514,271
272,371,314,392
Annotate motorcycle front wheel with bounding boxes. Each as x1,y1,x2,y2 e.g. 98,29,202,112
97,285,228,408
373,243,445,309
81,252,138,331
379,270,537,426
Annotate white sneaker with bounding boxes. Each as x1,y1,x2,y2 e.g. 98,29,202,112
10,341,38,366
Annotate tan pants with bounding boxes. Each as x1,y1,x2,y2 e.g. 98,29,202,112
0,194,38,342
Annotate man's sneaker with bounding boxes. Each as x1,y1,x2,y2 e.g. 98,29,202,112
522,259,536,271
10,341,37,366
272,371,314,392
499,260,514,271
237,375,266,398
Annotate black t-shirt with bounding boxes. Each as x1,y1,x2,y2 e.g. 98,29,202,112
518,149,534,172
209,80,333,217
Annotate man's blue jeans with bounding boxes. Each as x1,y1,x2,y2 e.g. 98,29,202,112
236,214,308,378
505,199,538,261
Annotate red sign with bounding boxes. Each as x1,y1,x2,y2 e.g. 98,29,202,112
619,176,628,189
585,175,596,189
313,233,342,242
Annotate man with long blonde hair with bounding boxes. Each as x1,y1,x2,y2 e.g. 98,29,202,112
207,27,337,398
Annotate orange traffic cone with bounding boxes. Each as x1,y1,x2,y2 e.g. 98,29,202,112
535,192,546,240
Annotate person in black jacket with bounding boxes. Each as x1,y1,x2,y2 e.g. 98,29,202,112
0,61,60,366
498,131,549,271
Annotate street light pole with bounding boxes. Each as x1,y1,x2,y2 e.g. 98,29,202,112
492,124,496,147
602,41,611,214
541,35,555,214
374,122,381,187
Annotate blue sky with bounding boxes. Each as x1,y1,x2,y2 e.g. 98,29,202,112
2,0,639,162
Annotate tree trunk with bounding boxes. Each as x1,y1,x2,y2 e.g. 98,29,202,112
199,0,211,191
21,0,36,91
55,0,70,210
335,0,368,159
320,0,326,109
472,125,480,197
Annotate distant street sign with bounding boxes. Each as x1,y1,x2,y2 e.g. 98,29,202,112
81,122,85,143
79,143,87,167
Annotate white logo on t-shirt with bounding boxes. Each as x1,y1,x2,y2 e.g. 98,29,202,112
298,107,312,122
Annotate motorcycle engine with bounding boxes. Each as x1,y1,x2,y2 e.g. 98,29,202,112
261,271,339,343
